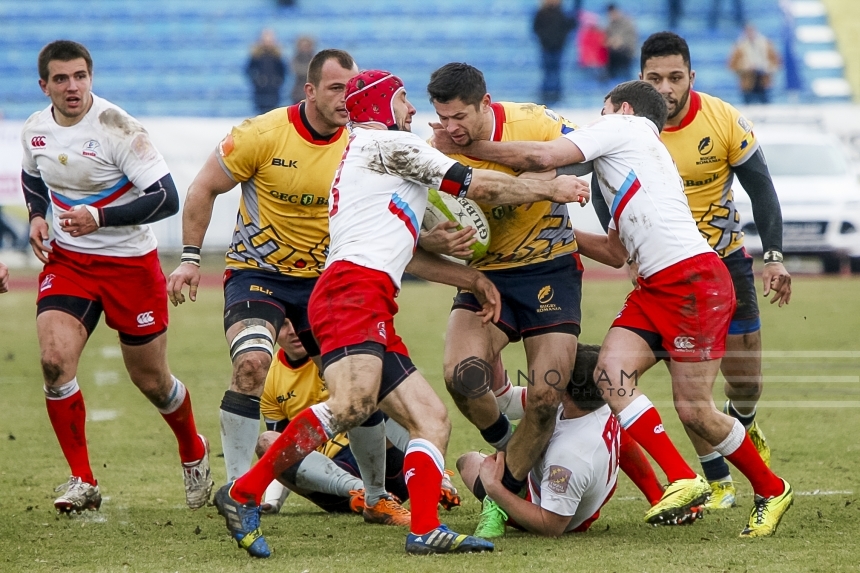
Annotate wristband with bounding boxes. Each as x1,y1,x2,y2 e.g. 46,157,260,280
763,250,783,265
181,245,202,266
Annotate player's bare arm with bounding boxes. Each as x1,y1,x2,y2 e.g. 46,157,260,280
574,228,628,268
479,452,569,537
167,151,237,306
733,148,791,306
405,248,501,324
0,260,8,293
467,170,589,206
418,220,477,260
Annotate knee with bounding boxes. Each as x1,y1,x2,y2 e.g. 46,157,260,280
40,354,66,386
527,388,562,430
256,431,278,458
331,395,378,431
675,405,708,433
444,355,493,400
232,352,272,393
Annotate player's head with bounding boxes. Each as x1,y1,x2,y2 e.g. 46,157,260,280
427,63,492,146
566,343,605,411
639,32,695,121
305,49,358,131
38,40,94,125
603,80,668,132
345,70,415,131
276,320,308,362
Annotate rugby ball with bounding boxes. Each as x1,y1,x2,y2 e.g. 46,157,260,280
422,188,491,260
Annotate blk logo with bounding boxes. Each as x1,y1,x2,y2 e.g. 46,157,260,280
31,136,46,148
272,158,298,168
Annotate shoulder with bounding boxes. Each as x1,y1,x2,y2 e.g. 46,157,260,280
21,108,49,135
499,101,557,124
235,106,293,138
697,92,739,121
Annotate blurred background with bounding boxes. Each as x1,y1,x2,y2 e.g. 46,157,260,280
1,0,859,273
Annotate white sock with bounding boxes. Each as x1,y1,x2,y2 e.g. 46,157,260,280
617,394,654,429
219,410,260,482
713,419,746,457
295,451,363,496
262,480,290,512
494,378,526,420
156,376,186,415
348,421,388,505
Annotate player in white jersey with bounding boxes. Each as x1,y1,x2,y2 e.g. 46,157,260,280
20,41,212,514
459,344,620,537
212,69,590,558
445,80,793,538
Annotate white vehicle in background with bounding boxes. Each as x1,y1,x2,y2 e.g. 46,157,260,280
734,127,860,273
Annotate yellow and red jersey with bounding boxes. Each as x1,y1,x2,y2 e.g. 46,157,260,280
445,102,579,270
217,104,348,276
260,349,348,458
660,91,759,257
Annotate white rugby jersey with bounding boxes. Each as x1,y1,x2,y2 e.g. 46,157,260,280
326,127,458,289
21,94,170,257
564,115,712,277
528,404,619,532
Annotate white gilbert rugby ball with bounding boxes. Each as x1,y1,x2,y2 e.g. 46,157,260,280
422,188,490,260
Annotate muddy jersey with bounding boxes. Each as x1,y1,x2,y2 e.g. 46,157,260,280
660,91,759,257
443,102,579,270
21,94,169,257
217,104,348,276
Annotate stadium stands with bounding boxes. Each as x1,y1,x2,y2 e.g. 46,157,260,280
0,0,852,119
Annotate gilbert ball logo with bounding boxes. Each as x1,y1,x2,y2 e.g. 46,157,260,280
137,311,155,327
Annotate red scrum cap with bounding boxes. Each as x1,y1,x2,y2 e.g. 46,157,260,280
345,70,405,129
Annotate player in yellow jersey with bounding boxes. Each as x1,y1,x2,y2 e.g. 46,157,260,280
635,34,791,524
427,63,586,516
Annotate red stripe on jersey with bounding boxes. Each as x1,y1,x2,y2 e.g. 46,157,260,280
51,195,71,210
490,103,506,141
662,91,701,133
612,177,641,227
289,104,345,145
388,200,418,247
90,180,134,208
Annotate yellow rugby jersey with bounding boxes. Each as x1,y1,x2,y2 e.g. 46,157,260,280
260,349,348,458
660,91,758,257
445,102,578,270
217,104,348,276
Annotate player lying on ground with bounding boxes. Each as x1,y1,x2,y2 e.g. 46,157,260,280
256,320,460,523
212,69,591,558
438,79,793,538
22,40,211,514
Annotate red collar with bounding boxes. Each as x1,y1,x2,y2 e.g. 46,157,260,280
288,103,345,145
662,90,701,132
489,102,506,141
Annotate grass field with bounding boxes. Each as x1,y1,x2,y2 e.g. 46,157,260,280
1,274,859,572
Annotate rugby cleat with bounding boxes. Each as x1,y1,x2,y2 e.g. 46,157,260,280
183,434,214,510
663,504,705,525
473,497,507,539
644,475,710,525
705,480,737,510
213,483,271,558
54,476,102,514
406,524,495,555
740,479,794,538
439,469,461,510
723,401,771,467
363,492,411,526
348,489,365,514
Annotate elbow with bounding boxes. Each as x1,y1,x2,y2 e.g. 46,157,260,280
608,253,627,269
528,151,556,173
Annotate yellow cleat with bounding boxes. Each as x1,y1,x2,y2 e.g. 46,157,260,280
747,421,771,467
644,475,711,525
740,479,793,538
705,480,737,510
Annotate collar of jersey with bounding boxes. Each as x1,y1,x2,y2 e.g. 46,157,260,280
662,90,701,133
289,103,345,145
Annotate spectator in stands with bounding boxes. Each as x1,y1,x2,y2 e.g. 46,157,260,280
577,11,608,76
605,4,638,80
532,0,578,105
728,24,781,104
290,36,316,104
246,29,288,115
710,0,746,29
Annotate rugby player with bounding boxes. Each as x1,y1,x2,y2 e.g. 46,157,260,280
212,69,591,557
256,320,460,521
427,64,587,528
166,50,411,522
21,40,212,512
637,31,790,509
441,79,794,537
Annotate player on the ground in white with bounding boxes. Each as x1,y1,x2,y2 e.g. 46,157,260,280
21,40,212,513
211,69,590,557
439,80,793,538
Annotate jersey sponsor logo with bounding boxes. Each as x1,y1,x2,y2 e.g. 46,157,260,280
737,116,752,133
219,134,234,157
31,136,47,148
276,391,297,403
82,139,101,158
250,285,273,296
673,336,695,350
697,136,713,155
268,190,328,205
653,424,665,434
40,273,55,292
547,465,573,494
272,158,298,168
685,173,718,187
537,285,562,313
137,311,155,327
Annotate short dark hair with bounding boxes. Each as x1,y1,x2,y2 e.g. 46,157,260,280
566,343,605,411
306,49,355,86
427,63,487,108
38,40,92,82
640,31,691,72
605,80,668,131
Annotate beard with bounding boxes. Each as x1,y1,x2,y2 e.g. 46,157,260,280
666,86,691,121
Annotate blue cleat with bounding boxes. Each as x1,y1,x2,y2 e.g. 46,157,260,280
405,524,494,555
213,482,271,558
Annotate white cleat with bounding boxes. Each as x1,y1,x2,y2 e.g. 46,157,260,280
183,434,214,509
54,476,102,514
